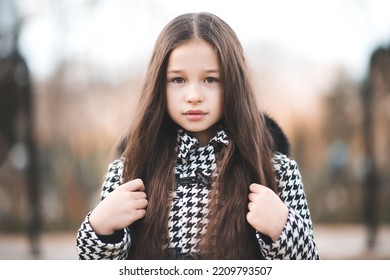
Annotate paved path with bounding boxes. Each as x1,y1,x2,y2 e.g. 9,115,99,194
314,224,390,259
0,224,389,260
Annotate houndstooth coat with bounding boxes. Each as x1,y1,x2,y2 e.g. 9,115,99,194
76,117,320,260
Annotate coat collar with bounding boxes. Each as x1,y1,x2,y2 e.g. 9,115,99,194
176,128,229,159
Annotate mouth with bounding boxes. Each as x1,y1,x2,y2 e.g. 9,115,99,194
183,110,207,121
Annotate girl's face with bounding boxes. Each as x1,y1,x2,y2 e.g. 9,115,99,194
166,39,223,146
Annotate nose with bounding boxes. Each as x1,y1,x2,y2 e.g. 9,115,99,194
185,84,204,104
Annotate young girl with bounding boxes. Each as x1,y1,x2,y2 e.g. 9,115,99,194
76,12,319,260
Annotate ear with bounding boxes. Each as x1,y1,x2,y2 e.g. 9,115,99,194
264,113,290,156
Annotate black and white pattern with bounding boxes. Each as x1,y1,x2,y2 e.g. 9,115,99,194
76,159,131,260
76,129,319,260
256,153,319,259
168,129,228,253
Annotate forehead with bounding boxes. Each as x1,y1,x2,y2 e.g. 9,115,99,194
167,39,220,71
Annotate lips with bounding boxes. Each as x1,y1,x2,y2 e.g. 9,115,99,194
183,110,207,121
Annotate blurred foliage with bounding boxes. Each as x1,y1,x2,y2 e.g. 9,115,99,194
295,50,390,226
298,71,366,223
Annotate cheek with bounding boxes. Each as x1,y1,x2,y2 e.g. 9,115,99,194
165,92,178,117
216,91,224,116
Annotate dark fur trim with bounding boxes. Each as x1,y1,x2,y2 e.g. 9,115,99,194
117,114,290,156
264,114,290,156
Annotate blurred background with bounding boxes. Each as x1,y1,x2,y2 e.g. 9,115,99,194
0,0,389,259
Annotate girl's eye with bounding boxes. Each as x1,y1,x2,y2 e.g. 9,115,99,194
172,77,185,84
205,77,218,83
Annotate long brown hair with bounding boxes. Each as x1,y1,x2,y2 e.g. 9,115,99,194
121,12,277,259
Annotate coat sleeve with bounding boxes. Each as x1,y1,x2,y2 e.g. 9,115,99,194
256,153,320,259
76,159,132,259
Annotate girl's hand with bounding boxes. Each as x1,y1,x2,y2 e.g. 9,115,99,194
247,183,288,241
89,178,148,235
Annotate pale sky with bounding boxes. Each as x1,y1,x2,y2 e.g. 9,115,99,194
14,0,390,82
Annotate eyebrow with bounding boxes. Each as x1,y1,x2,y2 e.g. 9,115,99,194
166,69,220,74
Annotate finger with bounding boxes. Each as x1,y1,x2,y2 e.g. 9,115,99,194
248,192,257,202
132,209,147,221
131,191,147,200
248,201,259,212
249,183,261,193
248,201,254,211
133,198,148,210
124,178,145,192
249,183,269,194
246,211,255,227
